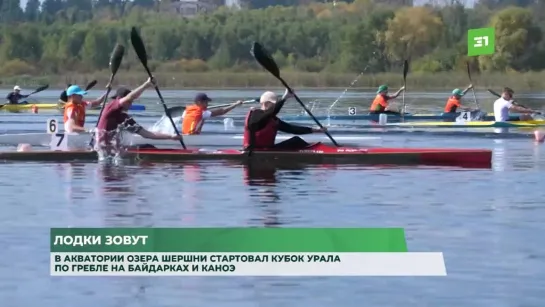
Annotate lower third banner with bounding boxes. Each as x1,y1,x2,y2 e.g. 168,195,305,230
50,228,447,276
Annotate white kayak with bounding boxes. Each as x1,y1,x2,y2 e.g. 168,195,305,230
0,132,379,148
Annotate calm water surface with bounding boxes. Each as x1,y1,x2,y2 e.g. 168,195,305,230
1,90,544,306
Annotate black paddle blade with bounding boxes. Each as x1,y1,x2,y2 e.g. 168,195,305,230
85,80,97,91
109,44,125,75
487,89,501,98
403,60,409,80
251,42,280,78
130,27,148,69
35,84,49,93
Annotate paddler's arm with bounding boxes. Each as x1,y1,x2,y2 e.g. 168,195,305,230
119,77,154,108
388,86,406,99
87,92,108,107
210,100,244,117
510,103,535,114
65,119,87,133
462,84,473,95
137,128,180,140
277,120,317,135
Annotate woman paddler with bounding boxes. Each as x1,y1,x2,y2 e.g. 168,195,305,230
243,90,326,151
94,77,181,151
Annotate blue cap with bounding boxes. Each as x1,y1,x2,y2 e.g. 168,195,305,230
195,93,212,102
66,85,87,97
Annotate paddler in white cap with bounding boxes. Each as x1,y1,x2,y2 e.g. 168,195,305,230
6,85,29,104
242,89,325,151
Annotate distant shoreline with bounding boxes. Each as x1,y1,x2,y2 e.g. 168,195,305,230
1,71,544,91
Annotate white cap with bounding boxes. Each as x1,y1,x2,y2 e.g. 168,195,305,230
260,91,277,104
13,85,21,91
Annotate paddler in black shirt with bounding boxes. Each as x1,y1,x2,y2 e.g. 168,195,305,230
59,84,72,103
242,90,325,150
6,86,29,104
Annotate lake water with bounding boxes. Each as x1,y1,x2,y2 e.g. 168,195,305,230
0,89,544,306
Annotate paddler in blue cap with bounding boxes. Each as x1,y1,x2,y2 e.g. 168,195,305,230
369,84,405,114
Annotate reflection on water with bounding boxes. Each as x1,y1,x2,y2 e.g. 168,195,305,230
2,136,545,306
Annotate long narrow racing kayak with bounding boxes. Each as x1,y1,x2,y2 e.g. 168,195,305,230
280,111,519,122
0,132,378,148
0,103,146,111
0,143,492,168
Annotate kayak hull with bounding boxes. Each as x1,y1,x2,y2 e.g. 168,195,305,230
280,112,519,122
0,103,145,111
0,132,378,147
0,143,492,168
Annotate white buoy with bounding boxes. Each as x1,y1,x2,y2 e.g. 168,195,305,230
535,130,545,143
223,118,235,130
378,113,388,125
17,143,32,152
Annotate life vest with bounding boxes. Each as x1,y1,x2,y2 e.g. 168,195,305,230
370,94,388,112
63,102,86,127
182,105,207,135
444,96,461,113
243,110,278,148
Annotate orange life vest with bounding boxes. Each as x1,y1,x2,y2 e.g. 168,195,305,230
182,105,207,135
370,94,388,112
63,102,86,127
444,96,461,113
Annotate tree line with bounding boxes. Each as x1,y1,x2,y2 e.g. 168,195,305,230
1,0,545,78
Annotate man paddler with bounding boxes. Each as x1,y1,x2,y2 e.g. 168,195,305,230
181,93,243,135
95,78,181,151
243,90,325,151
444,85,475,113
63,85,106,133
6,86,29,104
493,87,536,122
369,85,405,114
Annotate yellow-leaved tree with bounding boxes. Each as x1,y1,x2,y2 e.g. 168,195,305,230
379,7,444,62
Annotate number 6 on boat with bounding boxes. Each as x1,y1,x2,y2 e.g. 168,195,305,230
47,118,58,134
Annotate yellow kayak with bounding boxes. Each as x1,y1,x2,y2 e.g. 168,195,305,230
390,120,545,128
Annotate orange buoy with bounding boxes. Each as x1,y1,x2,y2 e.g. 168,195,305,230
534,130,545,143
31,104,38,113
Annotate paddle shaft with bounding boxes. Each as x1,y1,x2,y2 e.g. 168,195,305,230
401,60,408,121
279,79,339,146
467,63,479,109
88,81,115,147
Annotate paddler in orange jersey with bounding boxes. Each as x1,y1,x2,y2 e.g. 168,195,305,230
63,85,106,133
181,93,244,135
369,85,405,114
243,90,326,151
444,85,475,113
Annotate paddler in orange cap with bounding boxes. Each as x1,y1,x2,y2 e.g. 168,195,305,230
243,90,325,151
181,93,243,135
369,84,405,114
63,84,106,133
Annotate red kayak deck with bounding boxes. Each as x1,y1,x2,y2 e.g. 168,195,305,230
0,143,492,168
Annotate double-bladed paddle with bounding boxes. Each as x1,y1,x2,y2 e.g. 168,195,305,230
401,60,409,121
487,88,542,116
466,62,479,109
166,98,260,118
250,42,339,147
130,27,186,149
89,44,126,148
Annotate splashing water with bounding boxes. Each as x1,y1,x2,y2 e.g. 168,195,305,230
149,116,182,135
223,118,235,130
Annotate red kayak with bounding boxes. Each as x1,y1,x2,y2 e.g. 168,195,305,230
0,142,492,168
